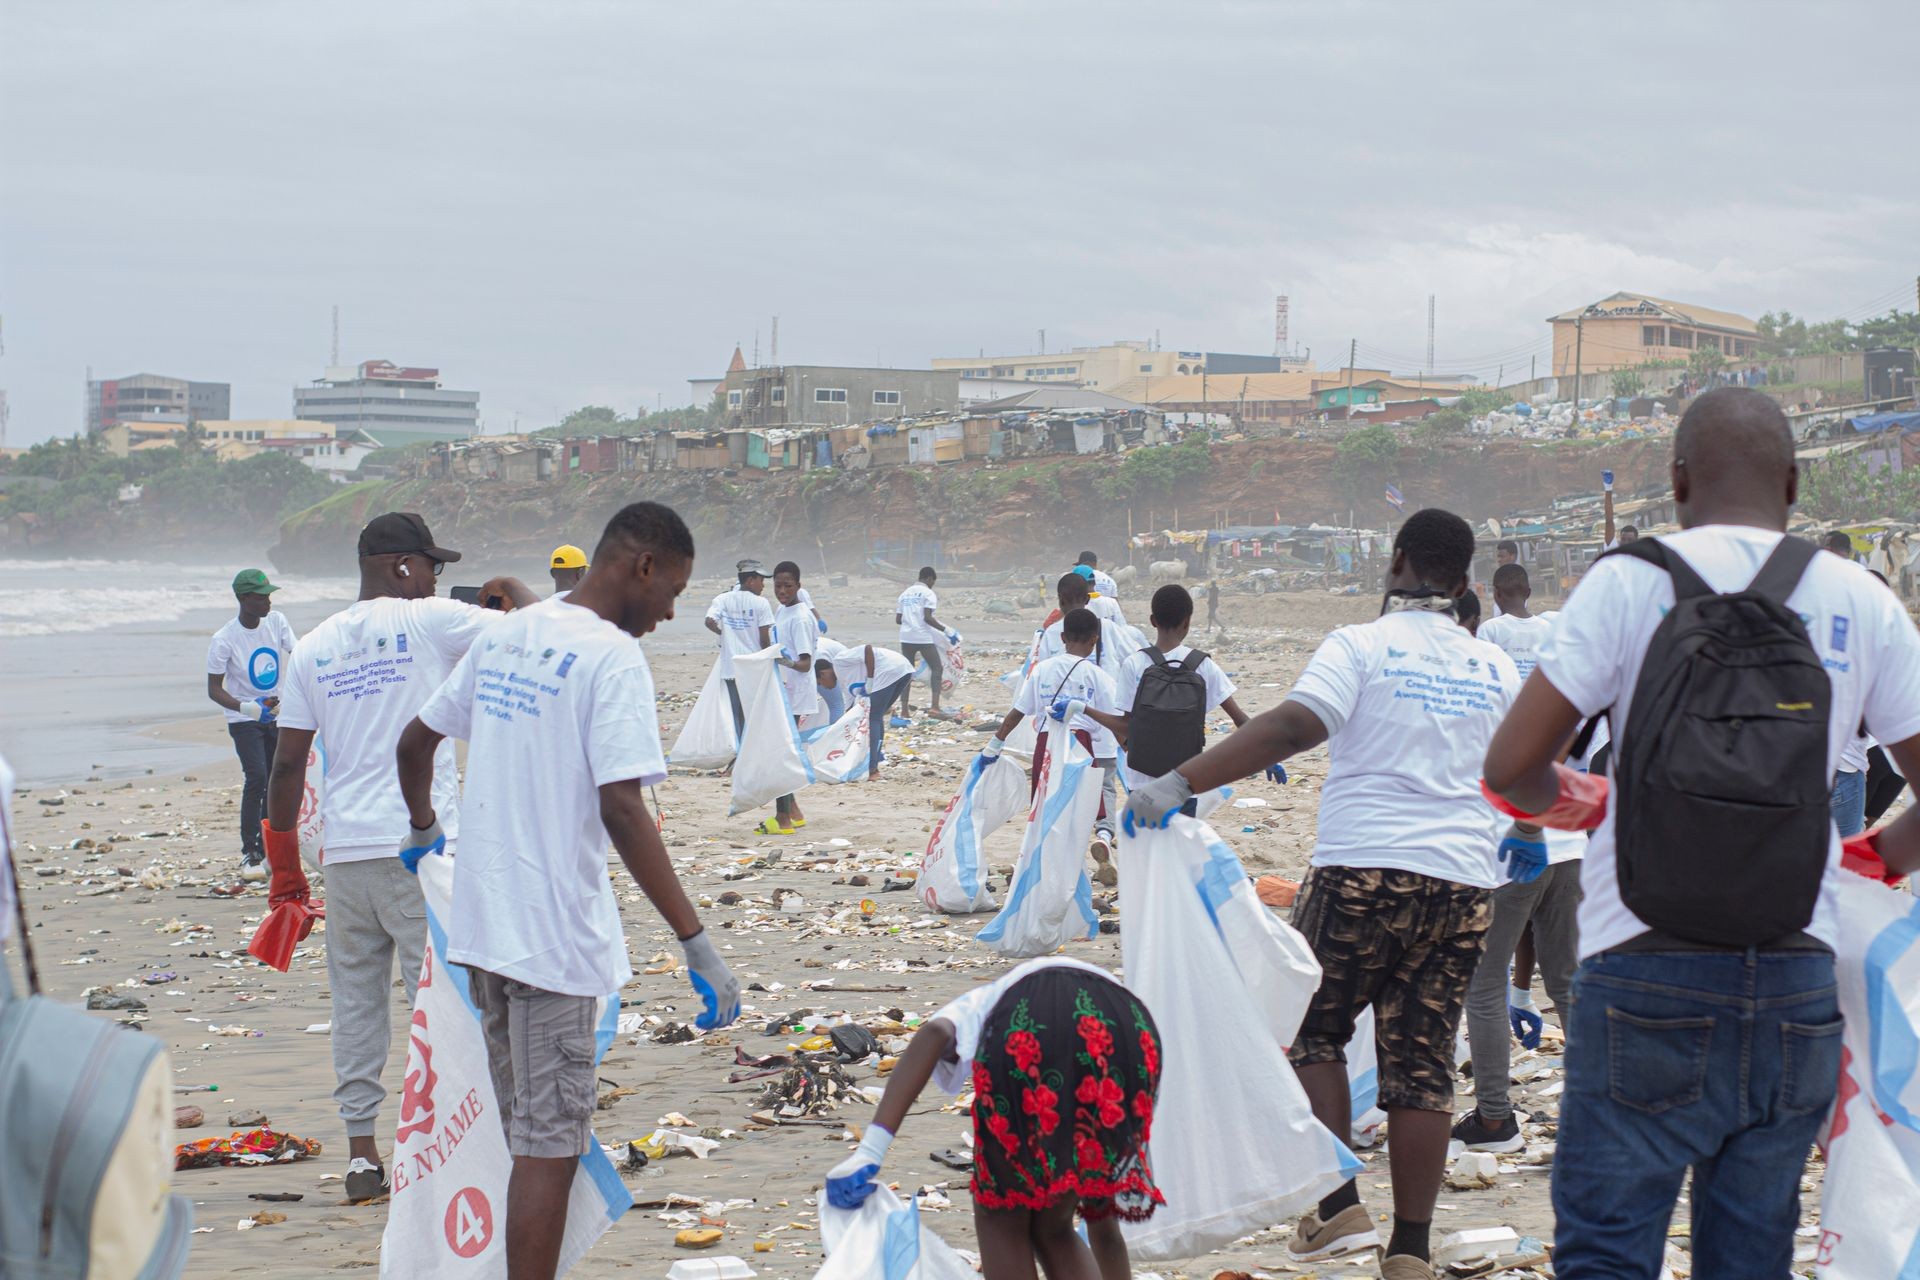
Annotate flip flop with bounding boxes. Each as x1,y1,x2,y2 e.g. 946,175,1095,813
752,818,795,836
789,818,808,829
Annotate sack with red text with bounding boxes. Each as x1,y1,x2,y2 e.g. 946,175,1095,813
801,701,873,786
919,752,1028,914
379,854,627,1278
297,734,328,870
1814,871,1920,1279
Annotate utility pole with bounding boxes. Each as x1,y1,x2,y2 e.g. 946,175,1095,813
1572,317,1585,407
770,316,778,367
1426,294,1435,374
1345,339,1357,420
1038,328,1045,355
331,305,340,366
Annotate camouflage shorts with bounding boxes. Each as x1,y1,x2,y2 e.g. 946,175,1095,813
1287,865,1493,1112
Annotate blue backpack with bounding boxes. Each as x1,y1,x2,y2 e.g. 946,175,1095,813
0,799,194,1279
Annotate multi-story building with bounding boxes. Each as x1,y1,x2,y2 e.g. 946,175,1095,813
87,373,230,434
1549,293,1761,376
933,341,1304,392
293,360,480,445
719,365,961,429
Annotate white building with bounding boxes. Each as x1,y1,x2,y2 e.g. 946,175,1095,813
294,360,479,445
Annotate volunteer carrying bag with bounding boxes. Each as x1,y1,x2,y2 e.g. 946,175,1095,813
380,853,627,1278
1125,647,1212,795
1117,816,1361,1260
728,647,816,817
815,1185,974,1280
920,752,1028,914
670,658,740,771
1815,869,1920,1278
975,725,1101,957
1609,536,1831,945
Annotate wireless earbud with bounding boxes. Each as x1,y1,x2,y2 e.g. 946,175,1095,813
398,563,411,577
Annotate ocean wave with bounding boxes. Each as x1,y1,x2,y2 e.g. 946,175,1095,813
0,576,359,638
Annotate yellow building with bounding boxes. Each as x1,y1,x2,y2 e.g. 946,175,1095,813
100,421,189,457
1549,292,1761,376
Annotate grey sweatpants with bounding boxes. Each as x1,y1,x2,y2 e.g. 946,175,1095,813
325,855,428,1138
1464,858,1581,1121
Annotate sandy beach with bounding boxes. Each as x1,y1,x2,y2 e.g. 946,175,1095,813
7,577,1734,1278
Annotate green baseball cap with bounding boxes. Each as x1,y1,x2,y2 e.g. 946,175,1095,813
232,568,279,596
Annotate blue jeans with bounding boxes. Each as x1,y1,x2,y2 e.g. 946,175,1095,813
1551,949,1842,1279
1830,768,1866,837
227,720,278,856
866,676,910,774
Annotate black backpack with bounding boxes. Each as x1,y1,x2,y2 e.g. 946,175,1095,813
1611,536,1832,947
1126,647,1211,779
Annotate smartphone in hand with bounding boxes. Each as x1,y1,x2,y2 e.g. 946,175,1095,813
450,586,505,610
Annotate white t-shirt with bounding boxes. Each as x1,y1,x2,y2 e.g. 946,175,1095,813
276,596,496,862
1114,644,1237,791
706,588,775,681
817,638,913,694
773,601,820,718
896,584,941,645
796,586,819,615
927,957,1117,1095
1090,569,1120,599
1475,612,1557,683
1840,730,1871,776
1537,525,1920,958
417,599,666,996
1036,616,1130,684
1087,594,1129,629
1014,652,1119,757
206,612,299,724
1286,609,1521,889
1474,610,1583,865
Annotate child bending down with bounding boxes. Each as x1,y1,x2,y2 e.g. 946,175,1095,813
826,957,1163,1280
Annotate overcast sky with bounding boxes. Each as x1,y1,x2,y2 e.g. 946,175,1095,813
3,1,1915,445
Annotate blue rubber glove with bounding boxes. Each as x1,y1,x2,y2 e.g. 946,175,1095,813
1048,698,1086,724
817,617,829,634
826,1124,894,1211
848,680,868,700
1497,824,1548,885
398,817,446,874
1264,763,1288,786
1123,770,1193,836
238,698,276,724
980,736,1005,762
1510,1004,1544,1050
680,930,740,1030
946,629,961,646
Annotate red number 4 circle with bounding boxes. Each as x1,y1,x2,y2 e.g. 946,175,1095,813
445,1187,494,1258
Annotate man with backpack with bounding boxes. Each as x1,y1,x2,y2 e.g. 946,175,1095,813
1112,584,1260,818
1126,509,1522,1280
1483,387,1920,1278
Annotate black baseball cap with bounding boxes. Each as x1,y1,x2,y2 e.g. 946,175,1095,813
357,512,462,562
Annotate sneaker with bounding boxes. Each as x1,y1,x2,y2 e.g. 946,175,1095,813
344,1156,388,1203
1451,1108,1524,1153
1381,1255,1436,1280
239,853,267,884
1286,1203,1380,1262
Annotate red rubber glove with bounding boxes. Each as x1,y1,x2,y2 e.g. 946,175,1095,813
1841,828,1907,886
261,822,310,905
1482,764,1610,832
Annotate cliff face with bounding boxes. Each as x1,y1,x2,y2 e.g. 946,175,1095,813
268,437,1674,575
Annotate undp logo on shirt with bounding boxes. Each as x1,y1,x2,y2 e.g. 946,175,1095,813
248,646,281,691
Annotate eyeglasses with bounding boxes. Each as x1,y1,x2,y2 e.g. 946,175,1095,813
424,557,445,577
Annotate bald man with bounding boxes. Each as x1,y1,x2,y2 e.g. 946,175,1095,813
1484,388,1920,1278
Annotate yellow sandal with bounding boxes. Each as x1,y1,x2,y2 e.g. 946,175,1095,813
752,817,796,836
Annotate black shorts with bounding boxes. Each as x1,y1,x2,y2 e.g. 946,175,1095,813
1287,866,1492,1112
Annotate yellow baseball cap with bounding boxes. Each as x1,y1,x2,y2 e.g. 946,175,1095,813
550,544,588,570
